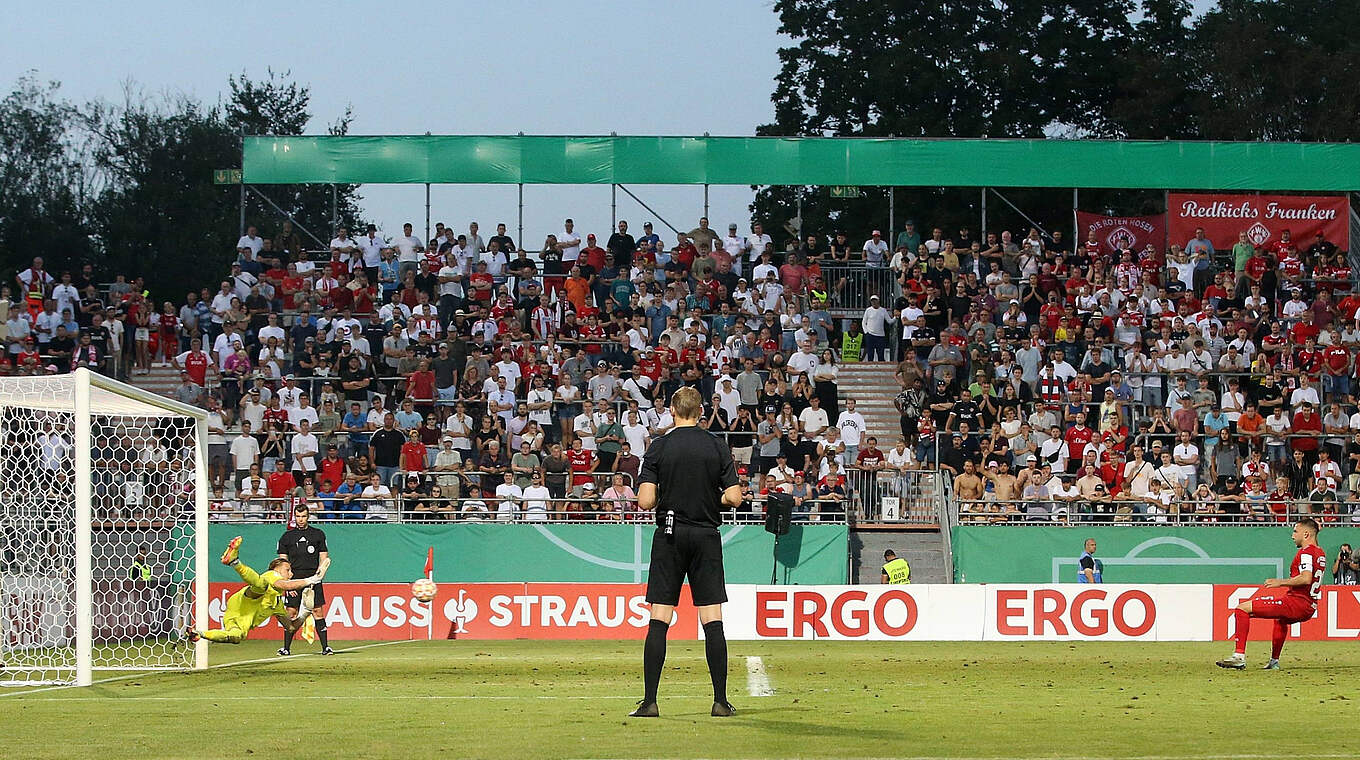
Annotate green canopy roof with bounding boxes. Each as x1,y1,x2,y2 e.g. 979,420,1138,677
242,135,1360,191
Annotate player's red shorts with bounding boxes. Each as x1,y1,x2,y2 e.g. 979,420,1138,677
1250,590,1315,624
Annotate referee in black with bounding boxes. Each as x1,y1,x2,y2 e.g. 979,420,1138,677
276,501,333,655
630,386,743,718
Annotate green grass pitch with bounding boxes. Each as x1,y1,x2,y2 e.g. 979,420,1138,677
2,639,1355,759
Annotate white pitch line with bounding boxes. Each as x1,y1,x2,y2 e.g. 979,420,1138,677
744,655,774,697
0,640,418,698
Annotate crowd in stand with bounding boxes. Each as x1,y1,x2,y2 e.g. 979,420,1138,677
12,211,1348,526
876,223,1359,523
1,216,929,523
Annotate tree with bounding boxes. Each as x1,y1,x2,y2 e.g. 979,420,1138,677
755,0,1138,247
227,69,363,247
1191,0,1360,142
85,88,241,298
1101,0,1201,140
0,76,98,280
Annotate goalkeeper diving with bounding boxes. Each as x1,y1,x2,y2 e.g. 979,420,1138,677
188,536,327,644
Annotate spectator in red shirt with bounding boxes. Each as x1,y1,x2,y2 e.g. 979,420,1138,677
266,460,297,510
318,444,346,491
1288,310,1319,346
1291,403,1322,455
1321,342,1351,400
401,429,428,473
1064,422,1093,474
581,234,607,274
566,437,596,487
407,358,437,416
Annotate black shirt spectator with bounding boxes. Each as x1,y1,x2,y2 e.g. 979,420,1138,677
607,229,636,269
369,427,405,468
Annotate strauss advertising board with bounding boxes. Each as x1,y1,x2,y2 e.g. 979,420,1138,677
1166,193,1350,251
210,583,1358,643
208,582,697,640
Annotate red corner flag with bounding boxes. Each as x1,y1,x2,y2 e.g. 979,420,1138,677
424,547,434,579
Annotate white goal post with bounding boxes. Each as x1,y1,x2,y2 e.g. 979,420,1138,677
0,368,208,687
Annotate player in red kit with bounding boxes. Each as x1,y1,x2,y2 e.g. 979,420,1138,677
1217,518,1325,671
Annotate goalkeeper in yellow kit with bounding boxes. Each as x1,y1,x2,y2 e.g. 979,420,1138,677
188,536,325,644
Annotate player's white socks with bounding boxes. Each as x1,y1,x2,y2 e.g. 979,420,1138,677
1226,652,1244,662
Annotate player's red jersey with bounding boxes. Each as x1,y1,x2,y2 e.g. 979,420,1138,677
1288,544,1327,603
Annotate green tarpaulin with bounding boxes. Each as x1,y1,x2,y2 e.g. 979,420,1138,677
243,135,1360,191
952,525,1360,584
209,522,847,585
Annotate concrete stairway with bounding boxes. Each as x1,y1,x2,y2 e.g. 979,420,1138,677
124,364,186,399
851,528,949,584
834,361,901,443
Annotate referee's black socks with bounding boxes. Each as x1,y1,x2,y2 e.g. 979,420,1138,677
281,622,296,651
703,620,728,704
316,619,329,649
642,619,668,703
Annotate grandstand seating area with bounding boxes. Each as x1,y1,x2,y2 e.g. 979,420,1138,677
4,214,1354,526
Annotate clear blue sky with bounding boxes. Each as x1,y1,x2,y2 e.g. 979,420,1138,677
2,0,786,246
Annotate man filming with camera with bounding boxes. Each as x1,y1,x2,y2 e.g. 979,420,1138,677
1332,543,1359,585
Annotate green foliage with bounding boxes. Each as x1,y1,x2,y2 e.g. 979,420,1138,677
228,69,363,243
85,91,241,298
0,75,97,278
756,0,1360,246
0,70,364,299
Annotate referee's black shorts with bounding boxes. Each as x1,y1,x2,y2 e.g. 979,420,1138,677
645,525,727,607
283,581,326,608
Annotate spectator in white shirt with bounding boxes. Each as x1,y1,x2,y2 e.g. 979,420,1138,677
743,222,772,267
787,341,819,378
862,230,890,267
229,422,261,482
798,395,831,439
360,473,394,521
236,226,264,256
521,471,552,522
494,471,523,521
861,295,892,361
837,398,867,460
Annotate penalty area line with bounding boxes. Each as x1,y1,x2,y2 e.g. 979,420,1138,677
745,655,774,697
0,639,418,699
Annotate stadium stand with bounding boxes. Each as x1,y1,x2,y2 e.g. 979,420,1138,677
5,213,1353,527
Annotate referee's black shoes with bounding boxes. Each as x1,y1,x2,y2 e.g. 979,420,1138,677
711,701,736,717
628,700,659,718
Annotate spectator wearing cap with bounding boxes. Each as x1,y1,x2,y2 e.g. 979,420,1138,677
861,295,892,362
766,452,795,494
863,230,889,268
568,479,597,517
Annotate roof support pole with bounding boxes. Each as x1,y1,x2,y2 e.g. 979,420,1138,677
1072,188,1079,256
981,187,988,238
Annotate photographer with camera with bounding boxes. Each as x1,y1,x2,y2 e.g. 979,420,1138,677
1332,543,1359,585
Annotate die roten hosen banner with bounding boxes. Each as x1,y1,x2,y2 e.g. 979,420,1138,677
1075,212,1167,256
1167,193,1350,252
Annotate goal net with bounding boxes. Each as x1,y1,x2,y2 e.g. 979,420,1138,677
0,369,207,687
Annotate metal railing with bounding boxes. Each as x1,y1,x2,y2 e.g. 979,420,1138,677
818,264,898,312
207,495,848,525
955,498,1356,525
